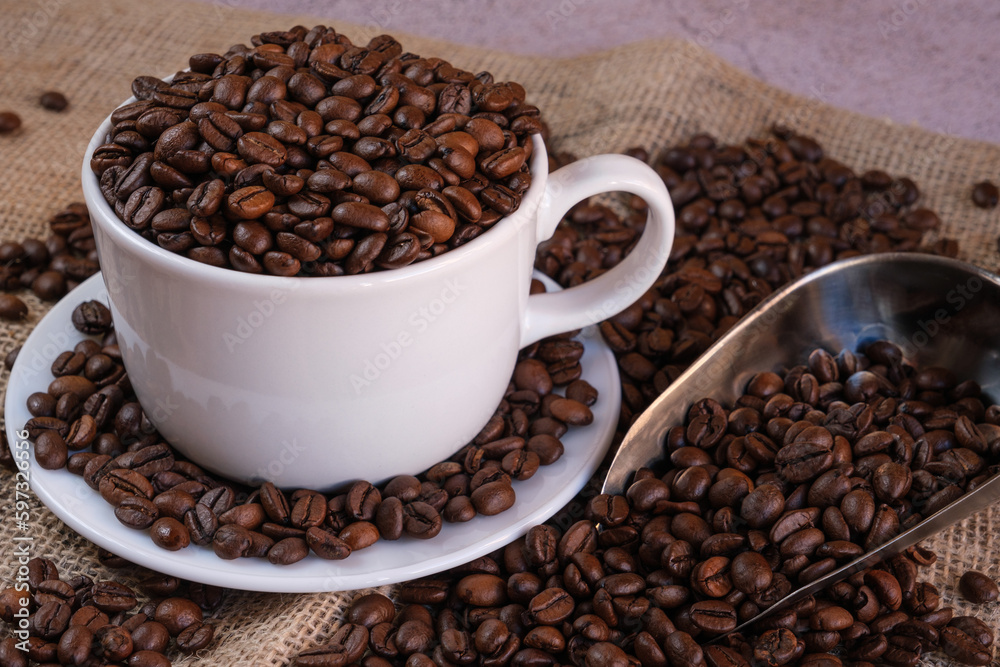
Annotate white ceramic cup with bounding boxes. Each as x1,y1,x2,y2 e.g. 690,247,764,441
83,123,674,490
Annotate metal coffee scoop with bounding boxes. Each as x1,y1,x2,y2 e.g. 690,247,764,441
601,253,1000,636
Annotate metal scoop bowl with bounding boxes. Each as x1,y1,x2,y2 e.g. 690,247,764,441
602,253,1000,635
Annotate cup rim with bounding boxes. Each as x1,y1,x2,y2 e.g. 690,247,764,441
82,110,547,291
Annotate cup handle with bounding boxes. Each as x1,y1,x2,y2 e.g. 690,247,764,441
520,154,675,348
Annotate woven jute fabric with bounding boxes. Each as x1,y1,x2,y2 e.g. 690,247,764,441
1,1,1000,664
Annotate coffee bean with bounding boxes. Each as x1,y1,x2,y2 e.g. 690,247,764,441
71,300,113,334
941,626,993,665
237,131,287,167
32,601,71,639
403,501,442,539
306,526,351,560
529,588,574,625
959,570,999,604
347,592,396,628
30,270,67,300
227,185,275,219
690,600,737,634
948,616,993,649
4,345,21,372
0,294,28,321
471,480,515,516
130,621,170,653
267,537,309,564
34,430,68,470
154,597,202,636
972,181,999,209
731,550,773,595
91,581,137,613
172,619,212,653
57,625,92,665
97,624,133,661
0,111,21,133
212,524,252,559
259,481,290,524
335,521,378,550
129,649,173,667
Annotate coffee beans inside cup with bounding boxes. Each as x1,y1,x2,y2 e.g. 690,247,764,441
90,25,544,276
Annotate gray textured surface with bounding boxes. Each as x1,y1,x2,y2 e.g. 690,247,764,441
196,0,1000,145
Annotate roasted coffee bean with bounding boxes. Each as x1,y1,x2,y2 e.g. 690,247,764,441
27,557,59,588
268,537,309,564
528,588,574,625
97,624,133,661
99,468,154,506
213,523,253,559
664,631,706,667
0,294,28,321
32,601,71,639
403,501,442,539
971,181,999,209
57,625,92,665
690,600,737,634
290,493,326,528
91,581,138,613
471,480,515,516
959,570,999,604
34,430,68,469
129,649,173,666
306,526,351,560
339,521,380,550
176,620,215,653
940,626,993,665
114,495,160,529
0,111,22,133
731,550,773,595
227,185,275,219
237,131,287,167
71,300,113,334
260,481,291,524
154,597,203,636
130,621,171,653
4,345,21,372
347,592,396,628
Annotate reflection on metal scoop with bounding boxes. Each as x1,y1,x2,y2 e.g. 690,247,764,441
601,253,1000,636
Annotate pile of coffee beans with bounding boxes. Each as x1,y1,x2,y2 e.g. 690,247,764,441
90,25,543,276
0,203,100,328
0,556,224,667
292,341,998,666
21,297,598,564
313,546,995,667
5,117,993,664
538,128,959,432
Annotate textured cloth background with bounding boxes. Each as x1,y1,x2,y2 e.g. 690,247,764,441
1,0,999,664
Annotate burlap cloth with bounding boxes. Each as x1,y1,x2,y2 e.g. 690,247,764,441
1,1,999,664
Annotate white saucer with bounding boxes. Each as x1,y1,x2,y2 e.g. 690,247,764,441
5,272,621,592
